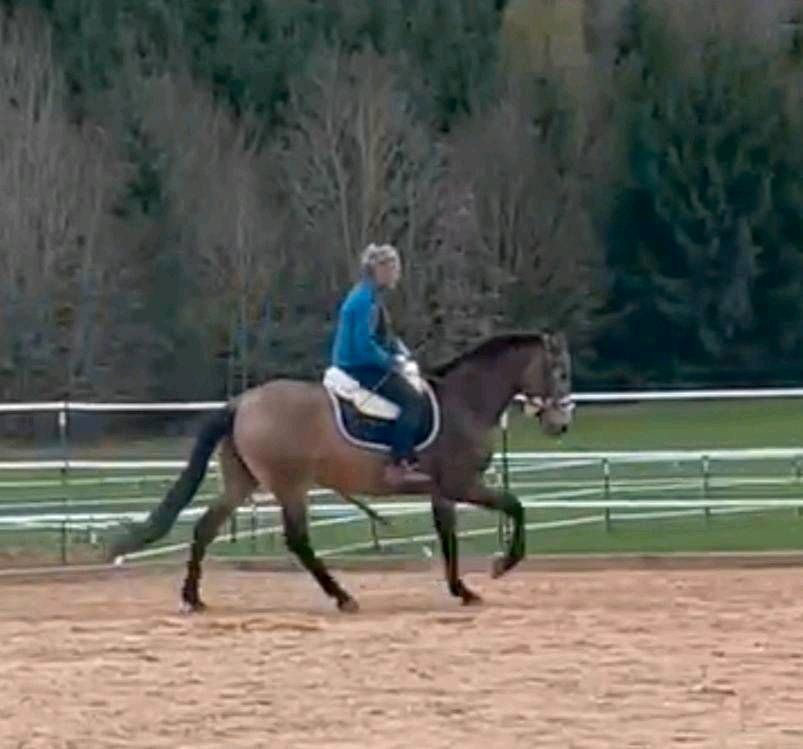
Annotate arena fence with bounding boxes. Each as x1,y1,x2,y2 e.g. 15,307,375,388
2,388,803,567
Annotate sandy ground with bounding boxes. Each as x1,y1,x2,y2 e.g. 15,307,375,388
1,564,803,748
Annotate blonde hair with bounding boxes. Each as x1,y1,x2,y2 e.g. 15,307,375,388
360,242,399,272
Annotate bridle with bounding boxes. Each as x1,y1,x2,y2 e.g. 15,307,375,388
520,336,576,418
520,393,575,417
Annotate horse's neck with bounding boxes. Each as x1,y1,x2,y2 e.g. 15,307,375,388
440,353,521,428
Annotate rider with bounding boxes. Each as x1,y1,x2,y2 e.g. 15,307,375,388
330,242,430,486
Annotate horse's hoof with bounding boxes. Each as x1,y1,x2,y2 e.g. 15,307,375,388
179,600,207,615
491,555,510,579
461,591,483,606
337,597,360,614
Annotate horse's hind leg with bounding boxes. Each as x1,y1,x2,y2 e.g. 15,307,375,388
432,495,482,606
180,437,256,613
180,499,233,613
278,488,358,613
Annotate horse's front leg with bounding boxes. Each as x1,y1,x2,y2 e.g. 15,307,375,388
440,480,525,579
431,495,482,605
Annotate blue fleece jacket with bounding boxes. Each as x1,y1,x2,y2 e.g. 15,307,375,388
331,279,398,374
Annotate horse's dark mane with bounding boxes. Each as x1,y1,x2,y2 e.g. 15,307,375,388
427,332,547,378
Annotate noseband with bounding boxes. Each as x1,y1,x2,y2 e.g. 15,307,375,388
521,394,575,417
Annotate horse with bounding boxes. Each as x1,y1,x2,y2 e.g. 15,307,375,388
108,331,574,613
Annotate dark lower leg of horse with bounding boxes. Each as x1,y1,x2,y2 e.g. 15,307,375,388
281,502,358,613
491,490,525,578
445,483,525,579
340,493,390,527
432,498,481,605
180,502,232,613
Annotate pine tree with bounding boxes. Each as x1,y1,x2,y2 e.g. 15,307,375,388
599,1,803,383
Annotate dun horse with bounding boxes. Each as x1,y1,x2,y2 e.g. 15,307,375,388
109,331,574,612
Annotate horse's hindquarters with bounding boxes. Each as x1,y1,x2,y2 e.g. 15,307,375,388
232,380,391,496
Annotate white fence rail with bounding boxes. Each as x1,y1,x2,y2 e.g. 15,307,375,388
2,390,803,565
3,386,803,413
3,446,803,554
2,447,803,473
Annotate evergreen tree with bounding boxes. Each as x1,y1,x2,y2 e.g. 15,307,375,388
598,2,803,383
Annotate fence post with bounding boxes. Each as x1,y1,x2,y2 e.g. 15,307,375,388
58,401,70,565
370,516,380,552
497,409,513,548
702,455,711,525
264,493,276,555
796,457,802,519
250,504,257,555
229,512,237,544
602,458,611,532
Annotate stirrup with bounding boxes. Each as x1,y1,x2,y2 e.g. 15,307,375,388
383,461,431,486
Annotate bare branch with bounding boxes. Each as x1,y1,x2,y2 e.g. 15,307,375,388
0,9,127,399
279,47,441,294
444,85,608,341
134,69,276,390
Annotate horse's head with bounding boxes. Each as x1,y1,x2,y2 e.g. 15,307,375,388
518,331,574,436
428,331,575,435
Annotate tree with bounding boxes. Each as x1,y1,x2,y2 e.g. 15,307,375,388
501,0,589,82
443,80,608,367
133,67,276,395
411,180,504,364
381,0,505,132
0,8,128,400
599,2,803,383
271,44,441,375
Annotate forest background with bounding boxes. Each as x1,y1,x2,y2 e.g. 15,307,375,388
1,0,801,404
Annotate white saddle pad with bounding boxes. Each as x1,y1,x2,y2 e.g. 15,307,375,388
322,367,400,420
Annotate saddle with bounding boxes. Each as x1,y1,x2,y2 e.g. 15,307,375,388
322,359,440,453
322,358,426,421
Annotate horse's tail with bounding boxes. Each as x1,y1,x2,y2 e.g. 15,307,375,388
108,404,236,561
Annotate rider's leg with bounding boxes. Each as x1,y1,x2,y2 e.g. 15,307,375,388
375,371,425,465
344,367,430,487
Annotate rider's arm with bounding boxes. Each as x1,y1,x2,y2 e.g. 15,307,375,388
350,293,394,371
